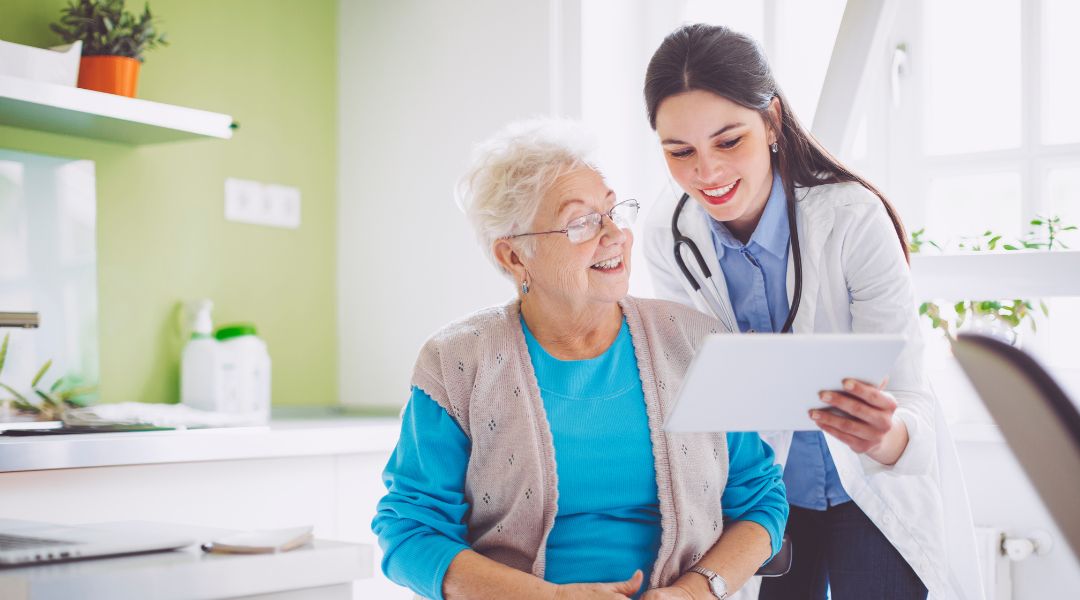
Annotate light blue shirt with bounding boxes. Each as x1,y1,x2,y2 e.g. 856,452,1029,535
707,172,852,510
372,317,788,600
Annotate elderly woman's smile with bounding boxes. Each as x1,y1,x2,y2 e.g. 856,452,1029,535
590,256,623,271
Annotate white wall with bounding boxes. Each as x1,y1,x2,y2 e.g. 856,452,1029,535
579,0,685,300
338,0,581,408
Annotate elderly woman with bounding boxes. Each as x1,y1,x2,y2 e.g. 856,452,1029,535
371,119,787,600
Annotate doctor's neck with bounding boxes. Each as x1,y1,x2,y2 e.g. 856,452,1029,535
721,199,768,245
711,176,772,245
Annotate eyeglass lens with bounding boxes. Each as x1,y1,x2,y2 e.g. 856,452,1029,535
566,200,639,243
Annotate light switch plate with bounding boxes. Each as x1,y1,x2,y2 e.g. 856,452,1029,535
225,177,301,229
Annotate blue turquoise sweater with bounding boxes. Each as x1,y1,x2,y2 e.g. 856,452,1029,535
372,318,787,599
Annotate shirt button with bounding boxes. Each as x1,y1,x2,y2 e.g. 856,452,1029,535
882,513,893,525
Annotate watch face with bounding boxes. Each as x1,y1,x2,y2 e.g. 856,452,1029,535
709,575,729,599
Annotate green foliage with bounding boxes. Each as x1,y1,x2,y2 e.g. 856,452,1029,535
908,228,942,254
0,333,8,377
914,215,1075,341
50,0,168,63
0,334,95,421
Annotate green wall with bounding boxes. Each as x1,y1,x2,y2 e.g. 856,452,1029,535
0,0,339,406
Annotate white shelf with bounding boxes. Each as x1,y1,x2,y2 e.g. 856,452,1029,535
0,418,400,472
910,250,1080,300
0,74,233,144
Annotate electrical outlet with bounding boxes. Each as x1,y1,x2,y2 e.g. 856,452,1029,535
224,177,301,229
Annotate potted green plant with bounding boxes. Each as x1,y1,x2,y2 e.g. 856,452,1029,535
0,333,95,422
50,0,167,97
910,215,1077,344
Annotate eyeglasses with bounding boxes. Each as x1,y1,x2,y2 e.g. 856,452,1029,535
505,199,640,245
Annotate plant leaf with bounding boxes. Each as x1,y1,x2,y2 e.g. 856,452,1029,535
31,359,53,388
35,388,61,409
0,381,29,404
0,332,8,376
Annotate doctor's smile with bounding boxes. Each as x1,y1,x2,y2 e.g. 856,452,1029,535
700,179,740,205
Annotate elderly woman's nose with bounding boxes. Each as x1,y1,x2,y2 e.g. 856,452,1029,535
599,214,628,242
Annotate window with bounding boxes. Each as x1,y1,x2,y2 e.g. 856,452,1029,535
875,0,1080,419
885,0,1080,248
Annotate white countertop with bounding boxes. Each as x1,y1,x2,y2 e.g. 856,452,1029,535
0,522,372,600
0,418,401,473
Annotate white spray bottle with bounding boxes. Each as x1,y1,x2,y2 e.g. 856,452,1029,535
181,299,223,411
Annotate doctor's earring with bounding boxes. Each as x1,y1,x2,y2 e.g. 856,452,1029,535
770,142,779,154
521,279,530,295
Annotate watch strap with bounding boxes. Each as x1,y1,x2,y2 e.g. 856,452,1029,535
689,565,729,599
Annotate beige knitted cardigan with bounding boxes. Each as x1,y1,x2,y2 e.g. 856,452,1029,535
411,295,729,589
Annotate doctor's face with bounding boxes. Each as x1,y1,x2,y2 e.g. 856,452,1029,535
523,167,632,310
655,90,780,237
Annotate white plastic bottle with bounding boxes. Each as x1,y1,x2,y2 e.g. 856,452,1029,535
215,323,271,423
181,300,224,412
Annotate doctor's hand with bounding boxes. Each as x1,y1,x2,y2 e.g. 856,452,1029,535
810,378,910,466
553,570,643,599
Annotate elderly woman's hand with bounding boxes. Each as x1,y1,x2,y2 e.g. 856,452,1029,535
810,378,909,465
553,570,643,599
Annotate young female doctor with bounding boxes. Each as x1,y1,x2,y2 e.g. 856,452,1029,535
642,24,983,600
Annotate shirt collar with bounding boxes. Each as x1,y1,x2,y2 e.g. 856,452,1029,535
707,172,790,259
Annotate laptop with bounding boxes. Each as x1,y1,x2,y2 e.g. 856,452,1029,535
0,519,195,566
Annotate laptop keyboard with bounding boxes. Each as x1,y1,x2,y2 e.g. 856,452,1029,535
0,533,73,551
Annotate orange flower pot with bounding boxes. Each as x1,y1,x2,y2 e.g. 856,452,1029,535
77,55,141,97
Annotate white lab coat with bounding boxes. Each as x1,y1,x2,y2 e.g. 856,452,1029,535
643,181,985,600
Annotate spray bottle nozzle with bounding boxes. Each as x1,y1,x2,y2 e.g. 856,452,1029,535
189,299,215,338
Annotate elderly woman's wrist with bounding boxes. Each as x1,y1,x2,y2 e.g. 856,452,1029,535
674,572,713,599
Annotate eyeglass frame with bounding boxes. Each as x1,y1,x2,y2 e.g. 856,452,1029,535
502,199,640,244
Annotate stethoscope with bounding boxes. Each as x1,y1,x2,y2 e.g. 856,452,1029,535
671,190,804,334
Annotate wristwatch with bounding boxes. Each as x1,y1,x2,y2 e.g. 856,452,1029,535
689,565,730,599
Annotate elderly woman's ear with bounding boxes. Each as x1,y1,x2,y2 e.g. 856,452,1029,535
493,239,528,288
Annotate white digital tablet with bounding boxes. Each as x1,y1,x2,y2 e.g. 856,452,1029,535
663,334,907,433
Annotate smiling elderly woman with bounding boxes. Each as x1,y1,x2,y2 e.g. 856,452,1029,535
371,119,787,600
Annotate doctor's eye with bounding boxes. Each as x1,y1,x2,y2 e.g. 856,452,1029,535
668,147,694,159
717,136,742,149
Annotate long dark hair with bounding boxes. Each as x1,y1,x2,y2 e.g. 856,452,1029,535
644,23,909,263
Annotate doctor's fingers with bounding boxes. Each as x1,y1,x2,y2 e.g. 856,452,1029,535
840,378,898,411
815,421,878,454
810,407,888,445
820,391,894,431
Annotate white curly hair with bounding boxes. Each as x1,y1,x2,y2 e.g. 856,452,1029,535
455,117,600,277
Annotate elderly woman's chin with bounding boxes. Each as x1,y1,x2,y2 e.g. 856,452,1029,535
587,253,631,302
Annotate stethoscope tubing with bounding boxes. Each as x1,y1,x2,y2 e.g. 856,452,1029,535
671,191,803,334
